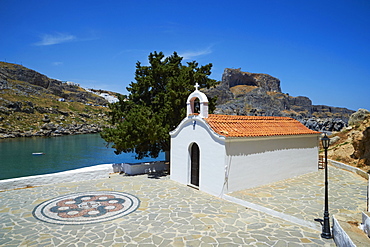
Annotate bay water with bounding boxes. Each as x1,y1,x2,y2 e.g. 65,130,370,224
0,134,164,180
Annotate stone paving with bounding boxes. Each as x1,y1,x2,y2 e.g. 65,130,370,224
229,163,368,227
0,172,339,246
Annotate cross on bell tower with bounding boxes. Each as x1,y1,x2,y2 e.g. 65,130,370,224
194,83,200,91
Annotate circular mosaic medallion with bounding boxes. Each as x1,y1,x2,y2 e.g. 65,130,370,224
33,191,140,225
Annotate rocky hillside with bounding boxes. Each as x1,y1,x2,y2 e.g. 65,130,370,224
204,68,355,132
0,62,119,138
328,109,370,170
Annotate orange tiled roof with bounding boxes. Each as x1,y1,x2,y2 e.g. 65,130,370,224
204,114,320,137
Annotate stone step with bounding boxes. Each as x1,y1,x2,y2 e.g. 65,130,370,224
336,212,363,223
333,214,370,247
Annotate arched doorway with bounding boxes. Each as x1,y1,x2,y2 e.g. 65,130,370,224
190,143,200,187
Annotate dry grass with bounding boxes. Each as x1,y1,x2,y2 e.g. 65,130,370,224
230,85,258,96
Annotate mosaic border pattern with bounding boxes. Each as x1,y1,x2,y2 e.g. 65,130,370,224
32,191,140,225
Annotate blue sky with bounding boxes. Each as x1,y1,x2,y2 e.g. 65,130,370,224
1,0,369,111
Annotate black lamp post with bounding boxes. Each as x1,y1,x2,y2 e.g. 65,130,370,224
321,133,332,239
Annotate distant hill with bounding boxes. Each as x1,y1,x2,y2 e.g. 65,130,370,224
0,63,357,138
204,68,355,132
0,62,120,138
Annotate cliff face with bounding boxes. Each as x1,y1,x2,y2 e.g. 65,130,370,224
221,68,282,92
204,68,355,132
0,62,118,138
328,109,370,169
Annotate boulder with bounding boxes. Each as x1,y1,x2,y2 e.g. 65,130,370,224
6,101,22,112
41,123,57,131
0,79,9,89
301,118,347,132
35,107,49,114
58,110,69,116
351,127,370,166
348,109,370,126
22,106,34,114
79,113,91,118
330,136,341,145
42,115,51,123
0,106,9,114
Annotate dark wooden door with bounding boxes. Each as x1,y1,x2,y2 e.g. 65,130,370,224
190,143,200,187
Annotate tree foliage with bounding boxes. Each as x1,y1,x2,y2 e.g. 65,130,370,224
101,51,217,159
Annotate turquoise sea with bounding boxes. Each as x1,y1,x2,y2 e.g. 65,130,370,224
0,134,164,180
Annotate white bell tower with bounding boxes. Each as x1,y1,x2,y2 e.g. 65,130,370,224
186,83,209,118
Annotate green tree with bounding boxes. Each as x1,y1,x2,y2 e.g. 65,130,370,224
101,51,217,159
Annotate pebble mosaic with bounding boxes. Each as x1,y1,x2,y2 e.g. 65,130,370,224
32,191,140,225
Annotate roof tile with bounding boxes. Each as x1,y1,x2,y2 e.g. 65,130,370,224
204,114,320,137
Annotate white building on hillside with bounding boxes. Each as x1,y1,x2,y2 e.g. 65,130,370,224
170,84,321,197
99,93,119,103
65,81,80,87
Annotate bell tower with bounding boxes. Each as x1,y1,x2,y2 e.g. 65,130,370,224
186,83,209,118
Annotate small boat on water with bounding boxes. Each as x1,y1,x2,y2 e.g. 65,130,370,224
32,152,45,155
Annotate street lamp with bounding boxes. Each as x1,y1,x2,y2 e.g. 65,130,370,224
321,133,332,239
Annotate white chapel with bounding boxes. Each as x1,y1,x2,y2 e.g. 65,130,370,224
169,84,321,197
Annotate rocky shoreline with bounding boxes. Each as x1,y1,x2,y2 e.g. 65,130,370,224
0,102,110,139
0,123,105,139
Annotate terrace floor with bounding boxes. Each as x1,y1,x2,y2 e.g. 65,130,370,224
1,164,367,246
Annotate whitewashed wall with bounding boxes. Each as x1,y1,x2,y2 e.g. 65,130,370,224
170,116,226,196
224,135,319,193
0,164,114,191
